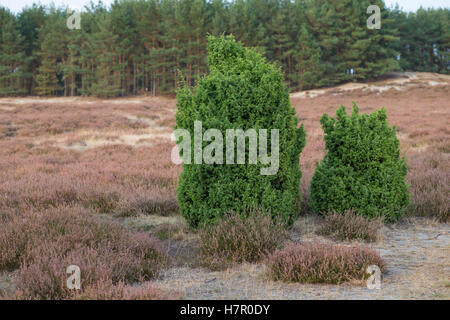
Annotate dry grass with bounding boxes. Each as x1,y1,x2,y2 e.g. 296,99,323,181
266,242,386,284
150,218,449,299
317,211,382,242
398,247,450,299
72,281,181,300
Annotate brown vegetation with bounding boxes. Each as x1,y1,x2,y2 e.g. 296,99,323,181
199,209,288,270
0,205,169,299
266,242,386,284
317,211,382,242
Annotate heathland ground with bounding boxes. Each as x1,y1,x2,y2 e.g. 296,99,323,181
0,72,448,299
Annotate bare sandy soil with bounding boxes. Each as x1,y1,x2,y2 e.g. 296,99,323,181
291,72,450,98
0,72,448,299
149,216,449,299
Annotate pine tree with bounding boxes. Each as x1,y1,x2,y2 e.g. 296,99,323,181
35,9,67,96
210,0,229,36
0,8,26,96
1,1,447,96
437,9,450,74
292,24,324,89
269,0,296,88
388,7,448,74
306,0,398,83
17,4,47,95
133,0,160,95
176,0,209,88
88,13,123,97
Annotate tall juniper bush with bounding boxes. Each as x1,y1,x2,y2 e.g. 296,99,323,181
175,35,306,228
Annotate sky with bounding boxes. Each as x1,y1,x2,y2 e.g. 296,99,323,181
1,0,449,14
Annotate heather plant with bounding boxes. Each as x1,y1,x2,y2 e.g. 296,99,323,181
310,104,409,221
407,151,449,222
199,208,288,270
116,192,178,217
317,211,382,242
0,206,168,299
176,35,306,227
0,142,178,217
0,99,179,218
266,242,386,284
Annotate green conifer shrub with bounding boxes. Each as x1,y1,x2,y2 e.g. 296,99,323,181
310,104,409,221
175,35,306,228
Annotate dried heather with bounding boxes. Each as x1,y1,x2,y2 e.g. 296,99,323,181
266,242,386,284
199,209,288,270
0,206,168,299
317,211,382,242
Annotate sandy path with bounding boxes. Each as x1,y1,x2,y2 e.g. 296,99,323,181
152,218,450,300
290,72,450,99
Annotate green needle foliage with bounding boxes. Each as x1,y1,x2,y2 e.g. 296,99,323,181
310,104,409,221
1,3,448,97
176,35,306,228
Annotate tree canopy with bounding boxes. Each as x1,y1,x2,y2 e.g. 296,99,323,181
0,1,448,97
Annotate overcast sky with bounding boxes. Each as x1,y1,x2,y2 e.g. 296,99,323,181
1,0,449,14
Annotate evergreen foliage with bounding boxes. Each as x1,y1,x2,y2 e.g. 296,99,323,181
388,6,450,74
0,8,26,96
310,104,409,221
176,35,306,227
0,1,447,96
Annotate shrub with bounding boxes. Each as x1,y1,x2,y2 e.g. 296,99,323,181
317,211,382,242
310,104,409,221
199,208,288,270
176,35,306,228
0,206,168,299
266,242,386,284
407,151,449,222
